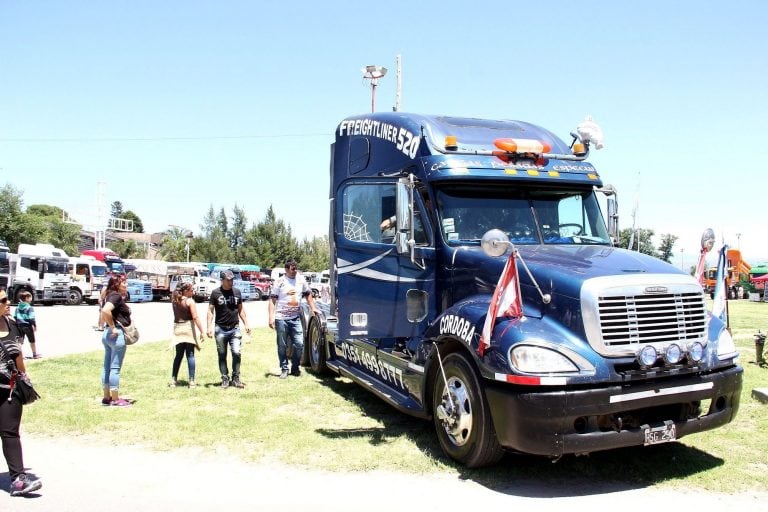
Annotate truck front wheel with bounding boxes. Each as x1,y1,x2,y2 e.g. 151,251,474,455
307,317,327,374
67,289,82,305
432,352,503,468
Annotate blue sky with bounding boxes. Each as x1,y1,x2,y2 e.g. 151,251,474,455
1,1,766,270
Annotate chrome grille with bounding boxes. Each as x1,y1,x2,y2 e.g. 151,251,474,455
598,292,706,347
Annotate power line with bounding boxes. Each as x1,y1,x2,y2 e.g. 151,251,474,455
0,132,331,143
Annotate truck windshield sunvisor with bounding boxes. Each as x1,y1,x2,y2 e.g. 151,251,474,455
435,184,611,246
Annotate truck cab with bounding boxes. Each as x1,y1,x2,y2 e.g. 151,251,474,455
209,266,258,301
306,112,743,467
9,243,71,304
68,255,109,305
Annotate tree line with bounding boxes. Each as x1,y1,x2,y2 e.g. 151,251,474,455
0,183,330,272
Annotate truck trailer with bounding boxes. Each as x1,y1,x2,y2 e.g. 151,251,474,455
302,112,743,467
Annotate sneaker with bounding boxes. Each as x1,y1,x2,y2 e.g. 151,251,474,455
188,381,197,388
290,367,301,377
231,379,245,389
110,398,132,407
279,369,289,379
221,377,230,389
101,398,111,406
168,380,178,388
9,474,42,496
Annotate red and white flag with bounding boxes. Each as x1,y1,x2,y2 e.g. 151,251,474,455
479,250,523,355
694,247,708,286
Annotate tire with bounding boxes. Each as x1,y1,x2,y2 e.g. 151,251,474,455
307,316,327,374
67,289,83,305
432,352,503,468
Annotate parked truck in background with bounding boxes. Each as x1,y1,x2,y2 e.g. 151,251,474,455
81,248,126,275
124,259,194,301
0,243,71,304
704,248,751,299
303,112,743,467
208,265,258,301
68,255,109,305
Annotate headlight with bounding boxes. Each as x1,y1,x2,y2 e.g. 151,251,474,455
637,345,658,368
716,329,738,360
510,346,579,373
663,343,683,365
688,342,705,363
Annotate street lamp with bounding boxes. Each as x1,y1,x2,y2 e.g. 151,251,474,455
362,65,387,113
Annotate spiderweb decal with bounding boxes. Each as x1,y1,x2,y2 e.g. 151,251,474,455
343,213,371,242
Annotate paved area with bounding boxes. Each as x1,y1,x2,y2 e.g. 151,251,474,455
1,301,766,510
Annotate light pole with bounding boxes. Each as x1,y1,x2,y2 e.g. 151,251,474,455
362,65,387,112
169,225,194,262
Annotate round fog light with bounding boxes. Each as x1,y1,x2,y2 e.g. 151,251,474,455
637,345,658,368
688,342,704,363
663,343,683,365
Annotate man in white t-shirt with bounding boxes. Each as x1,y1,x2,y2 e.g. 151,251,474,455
268,259,320,379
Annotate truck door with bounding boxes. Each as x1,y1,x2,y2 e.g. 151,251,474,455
336,181,435,341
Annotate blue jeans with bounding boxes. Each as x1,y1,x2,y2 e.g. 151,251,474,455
172,343,196,382
275,317,303,371
215,326,242,382
101,327,127,391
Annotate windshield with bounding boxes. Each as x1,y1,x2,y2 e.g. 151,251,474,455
45,258,70,274
108,262,125,274
435,184,610,245
92,266,107,277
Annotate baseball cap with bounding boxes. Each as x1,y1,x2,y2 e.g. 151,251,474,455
221,270,235,280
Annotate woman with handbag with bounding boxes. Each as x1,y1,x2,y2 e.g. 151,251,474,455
169,282,205,388
100,277,133,407
0,289,43,496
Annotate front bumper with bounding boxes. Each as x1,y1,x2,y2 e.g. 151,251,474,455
485,365,742,457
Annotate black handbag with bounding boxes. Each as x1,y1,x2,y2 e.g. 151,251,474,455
0,339,40,405
10,371,40,405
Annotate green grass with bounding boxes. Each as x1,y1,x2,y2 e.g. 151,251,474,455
22,301,768,492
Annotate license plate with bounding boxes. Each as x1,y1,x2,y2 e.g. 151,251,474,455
643,421,677,445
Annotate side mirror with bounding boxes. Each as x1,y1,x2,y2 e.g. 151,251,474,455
606,198,618,239
481,229,511,257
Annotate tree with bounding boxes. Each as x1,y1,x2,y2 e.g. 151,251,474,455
657,234,678,263
122,210,144,233
0,185,60,251
194,205,231,262
26,203,82,255
246,205,300,269
159,226,193,262
618,228,659,258
110,201,124,218
299,235,330,271
229,205,248,263
110,239,143,259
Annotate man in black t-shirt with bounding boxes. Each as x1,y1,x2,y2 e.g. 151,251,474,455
206,270,251,389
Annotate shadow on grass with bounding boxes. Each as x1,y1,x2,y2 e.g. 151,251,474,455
312,373,725,498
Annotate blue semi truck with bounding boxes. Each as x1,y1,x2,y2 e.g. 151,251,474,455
303,112,743,467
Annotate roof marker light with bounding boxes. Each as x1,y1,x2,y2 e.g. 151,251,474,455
494,138,552,154
572,142,586,156
444,135,458,151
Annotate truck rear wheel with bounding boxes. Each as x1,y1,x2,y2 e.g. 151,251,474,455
307,316,327,374
67,289,82,305
432,352,503,468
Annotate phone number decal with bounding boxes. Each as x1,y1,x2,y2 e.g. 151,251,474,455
341,341,405,390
